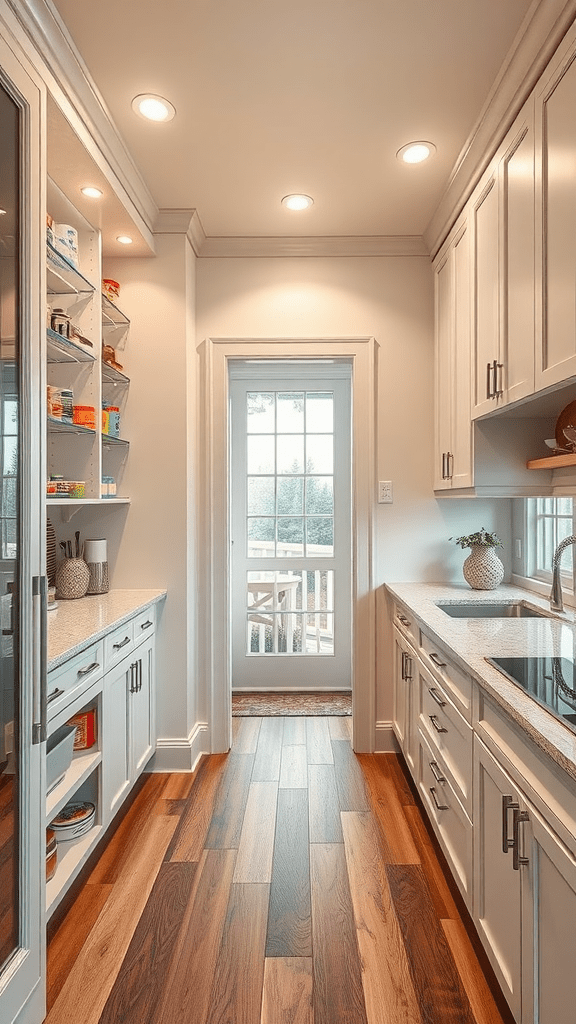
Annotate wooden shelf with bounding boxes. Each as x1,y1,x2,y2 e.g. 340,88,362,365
527,453,576,469
46,749,102,824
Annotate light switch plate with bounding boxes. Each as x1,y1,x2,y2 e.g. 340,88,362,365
378,480,393,503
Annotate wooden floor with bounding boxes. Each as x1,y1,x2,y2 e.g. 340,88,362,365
45,717,513,1024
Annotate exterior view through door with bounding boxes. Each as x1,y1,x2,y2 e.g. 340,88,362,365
230,361,352,691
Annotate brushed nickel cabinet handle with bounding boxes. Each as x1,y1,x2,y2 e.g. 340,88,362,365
398,614,411,628
77,661,99,677
430,787,449,811
429,760,446,784
502,795,518,854
140,619,153,630
448,452,454,478
428,687,446,707
113,636,131,650
486,361,493,399
404,655,413,682
129,663,137,694
429,714,448,734
47,687,64,704
512,808,529,870
496,362,504,397
429,652,447,669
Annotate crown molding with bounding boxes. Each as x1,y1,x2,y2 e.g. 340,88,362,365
425,0,576,257
154,209,207,255
6,0,158,243
198,235,429,259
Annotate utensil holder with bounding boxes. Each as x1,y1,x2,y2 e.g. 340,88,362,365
86,561,109,595
55,558,90,600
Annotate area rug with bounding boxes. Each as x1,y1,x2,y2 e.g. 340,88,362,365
232,691,352,716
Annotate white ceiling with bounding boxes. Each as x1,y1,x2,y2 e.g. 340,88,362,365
51,0,535,239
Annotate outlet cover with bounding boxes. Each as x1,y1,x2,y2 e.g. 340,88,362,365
378,480,393,504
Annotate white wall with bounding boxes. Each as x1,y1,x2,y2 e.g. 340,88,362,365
196,255,512,735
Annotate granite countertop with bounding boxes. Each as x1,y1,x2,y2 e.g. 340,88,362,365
385,581,576,781
48,589,167,670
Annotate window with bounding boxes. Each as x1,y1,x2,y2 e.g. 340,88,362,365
526,497,575,587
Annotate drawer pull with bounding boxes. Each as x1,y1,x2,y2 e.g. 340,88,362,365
113,636,131,650
129,663,137,694
501,795,518,853
429,652,447,669
430,787,449,811
140,620,153,630
47,687,64,704
512,808,529,870
429,760,446,784
77,661,99,677
429,714,448,734
428,687,446,707
398,614,411,628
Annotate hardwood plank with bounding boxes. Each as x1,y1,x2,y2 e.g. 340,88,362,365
387,863,476,1024
252,716,284,782
341,811,421,1024
234,715,263,754
306,718,334,764
156,848,237,1024
442,919,512,1024
402,805,459,921
310,843,368,1024
209,883,269,1024
328,715,351,740
205,752,256,848
261,957,313,1024
332,740,370,811
387,754,417,807
162,771,200,800
234,780,279,883
358,754,420,864
308,764,343,844
168,753,228,861
88,773,169,884
99,862,198,1024
156,797,187,816
266,788,311,957
283,718,307,744
46,883,112,1012
280,744,308,788
45,814,178,1024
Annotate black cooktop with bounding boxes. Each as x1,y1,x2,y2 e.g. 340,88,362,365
486,656,576,733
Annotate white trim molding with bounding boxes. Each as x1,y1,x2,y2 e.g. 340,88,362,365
154,208,207,254
375,722,400,754
200,337,377,753
199,235,428,259
150,721,209,772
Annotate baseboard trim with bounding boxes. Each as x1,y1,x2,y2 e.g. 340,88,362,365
375,721,400,753
149,721,209,771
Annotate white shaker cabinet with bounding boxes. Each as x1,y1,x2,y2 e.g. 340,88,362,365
392,625,417,774
535,30,576,391
433,216,473,490
130,635,155,779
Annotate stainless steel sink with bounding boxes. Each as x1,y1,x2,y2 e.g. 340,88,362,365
436,601,549,619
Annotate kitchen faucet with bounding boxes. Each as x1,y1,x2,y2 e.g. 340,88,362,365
550,534,576,612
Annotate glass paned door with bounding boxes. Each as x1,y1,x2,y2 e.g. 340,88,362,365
230,364,351,690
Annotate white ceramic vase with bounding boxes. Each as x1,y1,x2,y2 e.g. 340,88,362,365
462,544,504,590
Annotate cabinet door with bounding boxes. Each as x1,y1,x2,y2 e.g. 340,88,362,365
131,636,155,779
392,628,416,773
473,737,523,1021
450,222,473,488
434,248,453,490
103,660,130,820
501,102,535,406
472,171,500,418
522,805,576,1024
535,40,576,390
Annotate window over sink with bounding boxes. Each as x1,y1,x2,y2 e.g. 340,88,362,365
525,497,575,590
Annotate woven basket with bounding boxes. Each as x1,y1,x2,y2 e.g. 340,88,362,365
55,558,90,600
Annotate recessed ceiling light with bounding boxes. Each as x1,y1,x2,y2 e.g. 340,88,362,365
0,208,6,216
281,194,314,211
81,186,103,199
116,235,133,245
132,94,176,122
396,141,436,164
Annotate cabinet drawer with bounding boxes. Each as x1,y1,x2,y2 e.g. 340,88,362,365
104,621,135,670
47,641,104,722
417,728,473,908
393,602,418,646
419,629,473,721
418,662,473,813
133,607,155,645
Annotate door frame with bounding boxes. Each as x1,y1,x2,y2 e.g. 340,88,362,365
200,336,377,753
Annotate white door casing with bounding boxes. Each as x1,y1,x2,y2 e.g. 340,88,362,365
200,337,376,753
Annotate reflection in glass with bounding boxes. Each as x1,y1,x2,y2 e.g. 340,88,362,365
306,434,333,474
305,477,333,515
277,477,303,515
277,392,304,433
247,392,275,433
0,79,20,971
247,435,274,474
306,392,333,432
247,477,275,516
277,435,304,474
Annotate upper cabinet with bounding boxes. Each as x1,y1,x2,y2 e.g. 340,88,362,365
535,32,576,391
471,100,536,418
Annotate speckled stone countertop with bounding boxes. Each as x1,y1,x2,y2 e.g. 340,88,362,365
48,589,167,670
385,581,576,782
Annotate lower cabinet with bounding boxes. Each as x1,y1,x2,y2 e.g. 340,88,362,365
392,625,417,775
104,634,155,820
